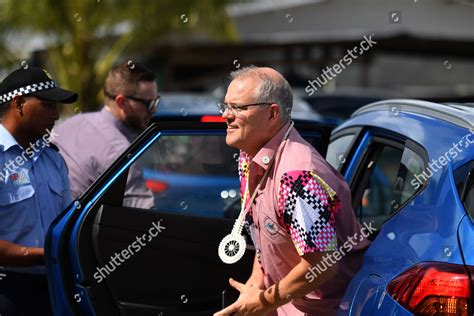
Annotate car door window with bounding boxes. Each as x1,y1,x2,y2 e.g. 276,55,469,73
392,147,426,209
123,133,240,217
355,145,404,229
353,139,427,231
327,134,355,171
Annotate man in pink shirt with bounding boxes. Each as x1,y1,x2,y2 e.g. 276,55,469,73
215,66,371,315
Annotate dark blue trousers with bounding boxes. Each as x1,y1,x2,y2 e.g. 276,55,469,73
0,271,53,315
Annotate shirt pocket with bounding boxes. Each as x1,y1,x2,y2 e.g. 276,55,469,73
48,175,63,197
0,184,35,205
47,175,64,214
0,167,35,206
0,184,36,238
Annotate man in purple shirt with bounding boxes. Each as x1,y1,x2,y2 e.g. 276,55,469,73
215,67,371,315
54,61,160,208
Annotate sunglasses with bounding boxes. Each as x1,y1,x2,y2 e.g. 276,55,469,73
104,91,160,113
125,95,160,113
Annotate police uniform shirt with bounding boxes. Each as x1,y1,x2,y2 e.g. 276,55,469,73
0,124,72,274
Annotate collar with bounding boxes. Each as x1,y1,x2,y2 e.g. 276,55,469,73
100,107,137,141
0,124,44,162
250,121,292,171
0,124,21,152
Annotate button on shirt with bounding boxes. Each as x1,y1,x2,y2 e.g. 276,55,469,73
239,122,370,315
54,107,154,209
0,124,72,274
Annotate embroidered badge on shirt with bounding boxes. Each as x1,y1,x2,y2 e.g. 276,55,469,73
264,217,279,237
9,170,30,186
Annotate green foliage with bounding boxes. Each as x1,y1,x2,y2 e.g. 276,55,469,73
0,0,238,111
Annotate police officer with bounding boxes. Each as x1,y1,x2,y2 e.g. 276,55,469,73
0,67,77,315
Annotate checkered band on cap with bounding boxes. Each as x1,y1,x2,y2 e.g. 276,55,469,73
0,80,56,104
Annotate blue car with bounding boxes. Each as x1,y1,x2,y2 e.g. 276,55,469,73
328,100,474,315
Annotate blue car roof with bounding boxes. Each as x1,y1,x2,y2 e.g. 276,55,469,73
153,92,325,123
336,99,474,167
352,99,474,130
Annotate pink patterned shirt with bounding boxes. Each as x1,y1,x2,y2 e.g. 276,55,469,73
239,122,370,315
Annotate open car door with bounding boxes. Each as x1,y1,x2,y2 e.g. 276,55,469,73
45,119,333,315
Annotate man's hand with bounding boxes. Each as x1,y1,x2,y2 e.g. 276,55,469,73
214,278,271,316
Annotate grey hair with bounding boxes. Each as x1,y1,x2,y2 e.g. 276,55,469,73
230,66,293,122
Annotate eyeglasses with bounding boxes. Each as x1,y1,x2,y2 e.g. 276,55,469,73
217,102,273,115
104,91,160,113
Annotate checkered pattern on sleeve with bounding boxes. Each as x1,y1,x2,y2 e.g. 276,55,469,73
0,81,56,104
278,170,341,255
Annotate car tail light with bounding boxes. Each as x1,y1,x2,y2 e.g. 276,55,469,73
145,180,169,193
201,115,225,123
387,262,473,315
